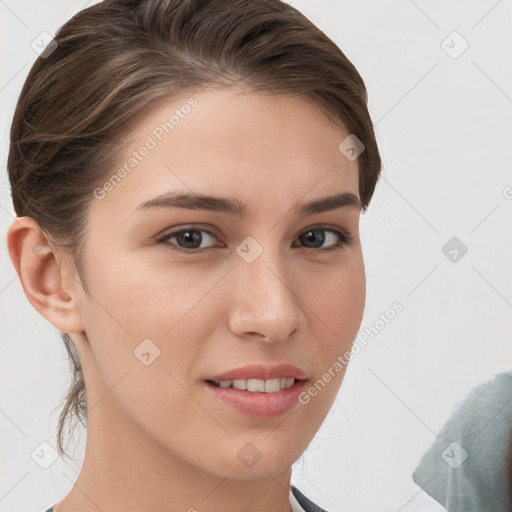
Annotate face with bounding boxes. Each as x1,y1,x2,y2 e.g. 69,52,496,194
70,85,365,479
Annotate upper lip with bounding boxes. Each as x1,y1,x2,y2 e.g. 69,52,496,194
207,364,307,382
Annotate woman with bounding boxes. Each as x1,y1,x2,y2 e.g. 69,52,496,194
6,0,382,510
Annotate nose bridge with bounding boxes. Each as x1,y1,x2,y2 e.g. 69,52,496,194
228,236,302,341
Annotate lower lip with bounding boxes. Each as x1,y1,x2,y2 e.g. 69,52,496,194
204,380,307,418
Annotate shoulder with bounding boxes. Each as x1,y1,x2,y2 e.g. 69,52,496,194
413,371,512,511
438,370,512,440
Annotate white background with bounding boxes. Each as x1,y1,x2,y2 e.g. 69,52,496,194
1,1,511,511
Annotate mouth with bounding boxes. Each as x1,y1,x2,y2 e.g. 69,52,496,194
206,377,299,393
204,377,308,418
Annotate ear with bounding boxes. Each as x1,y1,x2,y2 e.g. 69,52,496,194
6,216,86,334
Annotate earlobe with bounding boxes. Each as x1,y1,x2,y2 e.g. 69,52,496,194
6,216,86,334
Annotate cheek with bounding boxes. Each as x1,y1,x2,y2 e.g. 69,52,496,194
80,251,233,401
78,257,211,435
302,256,366,345
292,260,365,423
84,245,230,338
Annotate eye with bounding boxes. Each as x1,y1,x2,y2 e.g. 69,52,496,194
156,227,221,253
295,226,352,252
156,225,352,254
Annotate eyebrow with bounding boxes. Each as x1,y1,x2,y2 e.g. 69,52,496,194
131,191,361,217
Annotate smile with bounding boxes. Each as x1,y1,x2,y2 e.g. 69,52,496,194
204,378,307,418
209,377,297,393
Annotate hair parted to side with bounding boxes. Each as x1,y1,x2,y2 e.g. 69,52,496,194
8,0,382,459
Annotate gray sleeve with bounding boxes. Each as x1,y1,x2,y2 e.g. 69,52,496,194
412,371,512,512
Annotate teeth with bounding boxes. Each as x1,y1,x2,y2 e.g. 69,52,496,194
214,378,296,392
233,379,247,390
264,378,281,393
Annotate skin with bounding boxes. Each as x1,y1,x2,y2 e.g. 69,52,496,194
7,85,366,512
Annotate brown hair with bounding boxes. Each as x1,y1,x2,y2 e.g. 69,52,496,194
7,0,382,459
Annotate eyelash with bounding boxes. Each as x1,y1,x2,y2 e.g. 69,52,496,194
155,225,353,254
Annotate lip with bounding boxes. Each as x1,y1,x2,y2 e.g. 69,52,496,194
204,378,307,418
207,363,307,382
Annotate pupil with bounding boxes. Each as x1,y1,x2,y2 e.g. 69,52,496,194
178,230,202,249
301,229,325,248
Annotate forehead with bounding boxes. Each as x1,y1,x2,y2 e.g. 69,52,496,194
91,86,359,221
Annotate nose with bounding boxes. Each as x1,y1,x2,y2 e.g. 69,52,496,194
227,246,304,343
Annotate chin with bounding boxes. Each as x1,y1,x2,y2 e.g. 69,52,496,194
203,445,298,480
